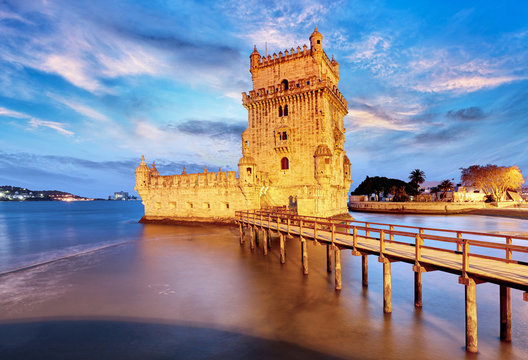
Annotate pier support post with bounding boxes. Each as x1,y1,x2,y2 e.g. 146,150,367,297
267,230,272,249
326,244,332,273
301,238,308,275
335,246,342,291
362,255,368,287
262,230,268,256
250,227,255,250
239,223,244,245
279,234,286,264
500,285,511,342
414,271,423,308
465,277,478,353
383,261,392,313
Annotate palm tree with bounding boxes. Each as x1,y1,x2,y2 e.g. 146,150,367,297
409,169,426,186
430,186,440,201
438,180,454,200
409,169,426,195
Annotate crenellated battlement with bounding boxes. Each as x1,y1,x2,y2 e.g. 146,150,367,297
252,45,339,79
149,169,239,188
241,76,347,110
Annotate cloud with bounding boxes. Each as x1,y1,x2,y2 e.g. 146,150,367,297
346,98,420,132
27,119,74,136
0,106,74,136
414,75,525,93
225,0,333,50
48,94,110,122
0,106,26,119
446,106,486,121
172,119,246,138
0,1,245,96
412,128,463,145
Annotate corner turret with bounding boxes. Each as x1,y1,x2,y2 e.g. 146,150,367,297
314,144,332,185
250,45,261,74
238,155,256,185
310,25,323,54
135,155,152,190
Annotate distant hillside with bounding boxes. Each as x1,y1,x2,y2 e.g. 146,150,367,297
0,185,94,201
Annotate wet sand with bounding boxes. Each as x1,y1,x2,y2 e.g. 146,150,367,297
1,223,528,359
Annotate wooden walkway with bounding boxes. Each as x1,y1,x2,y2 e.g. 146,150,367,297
235,208,528,353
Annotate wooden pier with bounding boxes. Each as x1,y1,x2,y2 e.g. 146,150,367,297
235,208,528,353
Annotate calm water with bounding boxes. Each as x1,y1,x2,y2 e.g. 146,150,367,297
0,202,527,359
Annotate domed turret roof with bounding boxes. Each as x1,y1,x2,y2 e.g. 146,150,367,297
135,155,151,173
310,25,322,40
251,45,260,57
238,156,256,166
314,144,332,157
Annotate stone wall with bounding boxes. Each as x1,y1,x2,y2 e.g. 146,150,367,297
348,201,487,214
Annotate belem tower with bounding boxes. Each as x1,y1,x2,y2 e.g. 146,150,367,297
135,27,351,222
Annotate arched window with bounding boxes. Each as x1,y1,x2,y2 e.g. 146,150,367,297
281,79,289,90
278,105,283,117
281,157,289,170
284,104,289,116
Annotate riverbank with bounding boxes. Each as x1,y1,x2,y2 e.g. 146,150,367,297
348,201,528,219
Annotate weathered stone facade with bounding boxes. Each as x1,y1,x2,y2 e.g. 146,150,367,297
135,27,352,222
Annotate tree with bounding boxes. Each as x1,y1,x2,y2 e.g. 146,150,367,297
408,169,426,194
460,165,525,202
438,179,454,200
430,186,440,201
392,186,409,202
351,176,407,200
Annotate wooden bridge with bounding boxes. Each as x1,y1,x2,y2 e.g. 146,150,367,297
235,207,528,353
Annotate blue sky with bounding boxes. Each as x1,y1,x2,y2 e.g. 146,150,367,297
0,0,527,197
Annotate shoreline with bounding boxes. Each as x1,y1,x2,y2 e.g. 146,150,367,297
348,202,528,219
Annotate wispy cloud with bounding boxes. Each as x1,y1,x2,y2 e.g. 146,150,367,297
27,119,74,136
346,98,422,132
0,106,73,136
225,0,334,50
0,106,26,118
446,106,486,121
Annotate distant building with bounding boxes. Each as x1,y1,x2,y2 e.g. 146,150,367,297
114,191,129,200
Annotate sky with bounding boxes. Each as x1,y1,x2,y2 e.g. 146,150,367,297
0,0,527,198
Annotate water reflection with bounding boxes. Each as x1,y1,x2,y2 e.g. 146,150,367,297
0,204,527,359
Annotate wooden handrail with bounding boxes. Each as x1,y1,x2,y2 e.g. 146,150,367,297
235,209,528,267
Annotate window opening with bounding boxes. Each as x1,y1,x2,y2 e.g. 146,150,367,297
282,131,287,140
281,79,289,90
246,167,252,175
278,105,283,117
281,157,289,170
284,105,288,116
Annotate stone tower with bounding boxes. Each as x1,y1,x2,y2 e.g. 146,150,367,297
240,27,351,217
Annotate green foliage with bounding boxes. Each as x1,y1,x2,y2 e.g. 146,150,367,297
351,176,409,200
408,169,426,194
